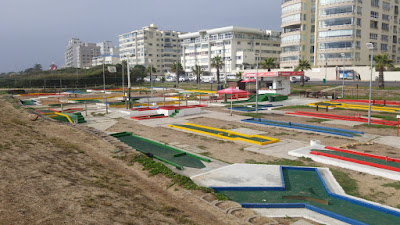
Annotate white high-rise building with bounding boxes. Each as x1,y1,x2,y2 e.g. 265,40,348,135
179,26,281,78
65,38,101,68
280,0,400,69
96,41,114,55
119,24,184,77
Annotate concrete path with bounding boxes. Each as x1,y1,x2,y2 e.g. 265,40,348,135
191,164,283,188
244,139,308,160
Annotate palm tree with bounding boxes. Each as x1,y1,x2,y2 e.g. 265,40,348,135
260,57,276,71
374,53,393,89
192,64,204,89
170,62,183,85
294,59,311,87
211,56,224,84
235,71,243,79
33,64,42,72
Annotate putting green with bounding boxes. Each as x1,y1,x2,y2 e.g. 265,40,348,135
218,168,400,225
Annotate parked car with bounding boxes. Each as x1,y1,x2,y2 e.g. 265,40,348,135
290,75,310,83
166,76,176,82
188,76,197,81
178,76,188,82
143,76,151,82
201,76,214,83
155,77,161,82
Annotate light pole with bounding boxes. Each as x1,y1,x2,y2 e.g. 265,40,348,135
149,58,153,97
121,58,125,98
366,43,374,125
255,54,259,113
102,55,106,93
324,57,327,83
127,55,131,109
340,52,345,98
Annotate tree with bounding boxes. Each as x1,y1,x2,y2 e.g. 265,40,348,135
235,71,243,79
33,64,42,72
211,56,224,84
130,65,146,84
374,53,393,89
294,59,311,87
260,57,276,71
170,62,183,84
192,64,204,89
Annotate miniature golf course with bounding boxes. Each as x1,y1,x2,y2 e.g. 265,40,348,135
110,132,210,170
332,99,400,106
310,147,400,172
241,118,363,137
286,111,398,126
229,94,288,104
217,167,400,225
308,101,400,113
230,104,283,112
168,123,279,145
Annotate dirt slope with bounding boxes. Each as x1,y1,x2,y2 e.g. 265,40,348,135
0,97,241,225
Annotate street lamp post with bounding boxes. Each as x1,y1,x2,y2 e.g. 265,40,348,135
255,54,259,113
324,58,327,83
127,55,131,109
366,43,374,125
102,55,106,93
340,53,345,98
149,59,153,97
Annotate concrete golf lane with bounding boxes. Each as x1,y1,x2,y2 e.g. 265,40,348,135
169,123,279,145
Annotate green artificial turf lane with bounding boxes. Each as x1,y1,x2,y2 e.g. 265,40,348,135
218,168,400,225
115,135,205,169
312,150,400,169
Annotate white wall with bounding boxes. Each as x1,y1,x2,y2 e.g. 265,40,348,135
275,66,400,82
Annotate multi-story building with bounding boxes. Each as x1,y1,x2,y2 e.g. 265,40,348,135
96,41,114,55
64,38,101,68
280,0,400,69
180,26,281,78
92,47,120,66
119,24,183,77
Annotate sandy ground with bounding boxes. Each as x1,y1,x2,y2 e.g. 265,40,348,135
0,96,246,225
9,91,400,222
106,107,400,208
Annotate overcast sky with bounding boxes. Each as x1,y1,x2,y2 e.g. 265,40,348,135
0,0,282,73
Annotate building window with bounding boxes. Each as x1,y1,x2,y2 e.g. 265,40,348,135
370,33,378,40
381,35,389,42
383,2,390,11
357,18,361,26
382,14,390,21
382,23,389,31
371,0,379,8
370,11,379,18
381,43,388,51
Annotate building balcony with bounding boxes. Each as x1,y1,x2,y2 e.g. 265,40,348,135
281,30,301,37
318,24,354,31
281,20,302,28
318,0,354,9
318,36,354,41
281,0,301,8
280,51,300,57
281,9,302,18
281,40,301,47
318,12,355,19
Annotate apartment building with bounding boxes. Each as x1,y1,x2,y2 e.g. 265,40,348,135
65,38,116,68
179,26,281,78
92,47,120,66
119,24,183,77
280,0,400,69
